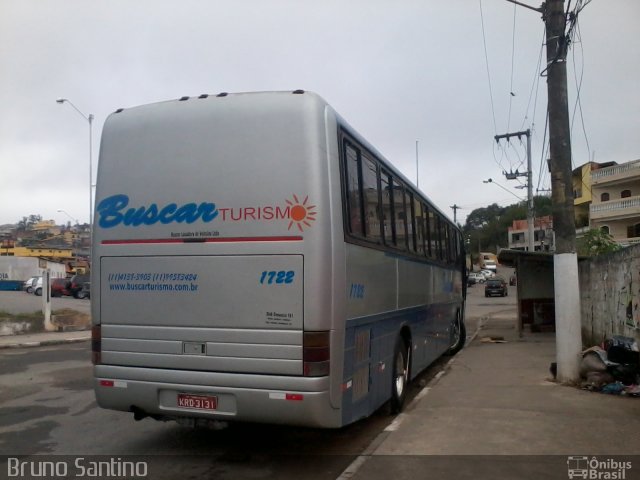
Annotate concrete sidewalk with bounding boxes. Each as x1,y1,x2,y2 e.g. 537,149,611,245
342,314,640,480
0,329,90,349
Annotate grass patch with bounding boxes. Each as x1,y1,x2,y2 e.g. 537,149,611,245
0,309,89,334
0,312,43,334
0,309,84,321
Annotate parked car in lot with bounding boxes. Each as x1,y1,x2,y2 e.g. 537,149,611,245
22,276,41,294
52,278,74,297
485,277,508,297
480,269,495,280
33,277,72,297
68,274,90,298
77,281,90,299
33,277,45,296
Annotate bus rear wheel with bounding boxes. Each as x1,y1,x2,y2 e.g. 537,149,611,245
390,336,410,414
445,311,466,356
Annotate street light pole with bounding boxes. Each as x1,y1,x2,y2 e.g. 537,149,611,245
482,178,525,202
56,98,94,229
57,209,79,225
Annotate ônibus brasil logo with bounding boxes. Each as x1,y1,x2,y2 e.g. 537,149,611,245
96,194,317,232
567,456,632,479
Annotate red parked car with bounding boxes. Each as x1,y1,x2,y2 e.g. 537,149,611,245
34,277,73,297
51,278,73,297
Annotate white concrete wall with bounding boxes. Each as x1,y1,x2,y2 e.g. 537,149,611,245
579,244,640,346
0,257,67,281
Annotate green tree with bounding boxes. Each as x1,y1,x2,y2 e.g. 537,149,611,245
28,214,42,226
577,229,621,256
462,195,552,255
17,217,28,230
16,215,42,232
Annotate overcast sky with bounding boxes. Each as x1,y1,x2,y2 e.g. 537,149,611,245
1,0,638,227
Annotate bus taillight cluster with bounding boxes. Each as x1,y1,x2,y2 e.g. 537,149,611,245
303,331,330,376
91,325,102,365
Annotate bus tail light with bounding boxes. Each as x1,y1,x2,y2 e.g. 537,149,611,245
92,325,102,365
303,331,330,377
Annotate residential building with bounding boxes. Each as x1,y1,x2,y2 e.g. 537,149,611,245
0,245,74,259
572,161,618,229
589,159,640,246
508,215,555,252
30,220,60,235
0,220,91,264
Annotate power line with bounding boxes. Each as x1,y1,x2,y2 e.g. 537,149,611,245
506,133,526,172
569,16,592,168
520,26,547,131
479,0,498,134
536,106,549,193
483,178,526,202
507,2,518,132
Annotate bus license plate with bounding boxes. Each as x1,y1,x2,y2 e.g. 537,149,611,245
177,393,218,410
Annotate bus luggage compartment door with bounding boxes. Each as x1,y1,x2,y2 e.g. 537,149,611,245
99,255,304,374
101,255,303,329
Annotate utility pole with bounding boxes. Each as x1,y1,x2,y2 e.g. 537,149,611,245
495,130,534,251
450,204,461,224
545,0,582,384
506,0,582,383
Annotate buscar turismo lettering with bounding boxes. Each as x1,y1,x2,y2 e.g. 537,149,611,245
97,194,218,228
96,194,317,231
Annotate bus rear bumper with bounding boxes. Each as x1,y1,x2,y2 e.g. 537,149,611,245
94,365,341,428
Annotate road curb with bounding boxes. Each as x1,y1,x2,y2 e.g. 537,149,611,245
0,336,91,350
336,316,485,480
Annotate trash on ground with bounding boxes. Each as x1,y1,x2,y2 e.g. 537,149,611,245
579,336,639,397
480,336,507,344
605,335,640,365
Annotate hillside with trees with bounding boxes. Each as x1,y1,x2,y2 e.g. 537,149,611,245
462,196,552,255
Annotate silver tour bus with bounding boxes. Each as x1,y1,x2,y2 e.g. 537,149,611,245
92,90,466,428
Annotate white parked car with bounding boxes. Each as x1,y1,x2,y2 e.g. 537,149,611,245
468,272,485,284
22,276,40,294
480,269,495,279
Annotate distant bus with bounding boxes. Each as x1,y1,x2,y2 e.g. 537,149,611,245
92,90,466,428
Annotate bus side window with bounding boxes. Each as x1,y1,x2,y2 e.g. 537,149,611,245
427,209,437,259
391,177,406,250
344,143,364,237
435,215,443,261
405,190,416,252
444,224,452,264
452,232,458,265
380,170,394,246
440,221,446,262
413,200,425,256
361,154,381,243
423,203,431,258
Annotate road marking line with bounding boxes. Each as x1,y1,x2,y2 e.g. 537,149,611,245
384,413,406,432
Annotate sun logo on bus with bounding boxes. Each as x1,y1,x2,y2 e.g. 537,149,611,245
286,194,317,232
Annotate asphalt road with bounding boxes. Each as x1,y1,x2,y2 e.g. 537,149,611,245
0,291,90,315
0,281,511,479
